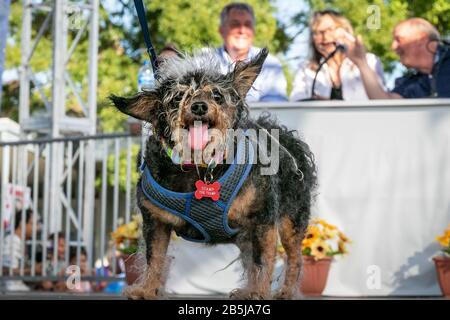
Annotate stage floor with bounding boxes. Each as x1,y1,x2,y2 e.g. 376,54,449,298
0,291,446,300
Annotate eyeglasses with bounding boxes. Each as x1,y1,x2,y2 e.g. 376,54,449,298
312,27,337,38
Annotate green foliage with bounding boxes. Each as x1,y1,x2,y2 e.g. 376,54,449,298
107,144,140,193
120,245,138,255
280,58,294,95
3,2,53,117
408,0,450,36
94,142,139,193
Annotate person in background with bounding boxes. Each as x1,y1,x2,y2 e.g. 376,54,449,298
54,246,104,293
65,247,92,293
35,232,67,291
47,232,67,266
156,43,180,64
215,2,287,102
290,9,385,101
1,209,42,291
340,17,450,98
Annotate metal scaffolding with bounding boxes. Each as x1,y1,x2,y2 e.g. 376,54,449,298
16,0,99,271
19,0,99,136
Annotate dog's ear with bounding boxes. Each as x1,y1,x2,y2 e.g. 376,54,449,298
109,91,159,121
231,47,268,98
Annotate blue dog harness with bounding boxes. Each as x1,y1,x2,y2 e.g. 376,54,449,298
140,135,254,243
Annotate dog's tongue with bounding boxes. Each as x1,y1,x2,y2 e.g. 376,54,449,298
188,123,209,150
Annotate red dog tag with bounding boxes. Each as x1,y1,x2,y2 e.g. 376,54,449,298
194,180,221,201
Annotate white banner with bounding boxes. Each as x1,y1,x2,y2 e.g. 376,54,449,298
2,183,32,229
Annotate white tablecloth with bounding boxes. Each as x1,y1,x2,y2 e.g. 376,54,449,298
166,101,450,296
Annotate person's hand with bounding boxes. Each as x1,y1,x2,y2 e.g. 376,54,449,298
311,94,330,100
41,281,54,291
336,31,367,66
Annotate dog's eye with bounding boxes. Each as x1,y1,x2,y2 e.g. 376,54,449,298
172,93,184,106
212,89,224,104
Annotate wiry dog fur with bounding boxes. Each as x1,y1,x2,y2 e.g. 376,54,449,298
110,48,317,300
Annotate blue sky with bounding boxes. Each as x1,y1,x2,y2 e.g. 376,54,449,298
274,0,310,69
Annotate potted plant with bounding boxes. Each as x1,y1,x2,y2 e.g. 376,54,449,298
433,224,450,297
278,218,351,296
111,214,144,285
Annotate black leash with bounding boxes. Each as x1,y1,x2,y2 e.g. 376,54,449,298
133,0,159,79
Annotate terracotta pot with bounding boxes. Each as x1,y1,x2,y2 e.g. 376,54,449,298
122,253,145,286
300,256,332,296
433,256,450,297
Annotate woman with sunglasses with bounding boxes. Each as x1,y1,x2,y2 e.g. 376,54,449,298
290,10,385,101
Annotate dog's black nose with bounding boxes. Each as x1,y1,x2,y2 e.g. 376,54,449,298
191,102,208,116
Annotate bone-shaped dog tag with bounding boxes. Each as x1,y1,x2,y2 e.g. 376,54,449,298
194,180,221,201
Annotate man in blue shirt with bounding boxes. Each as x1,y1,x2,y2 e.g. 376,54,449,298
340,18,450,99
215,3,288,102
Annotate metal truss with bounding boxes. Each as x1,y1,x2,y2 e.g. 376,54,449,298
16,0,99,270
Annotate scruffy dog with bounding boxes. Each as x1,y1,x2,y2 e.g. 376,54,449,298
110,48,317,300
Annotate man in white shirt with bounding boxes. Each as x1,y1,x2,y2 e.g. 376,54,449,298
216,2,287,102
1,209,39,291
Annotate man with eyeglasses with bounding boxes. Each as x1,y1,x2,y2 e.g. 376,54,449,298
214,2,288,102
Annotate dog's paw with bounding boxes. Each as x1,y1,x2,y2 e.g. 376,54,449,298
273,289,302,300
229,288,268,300
123,285,165,300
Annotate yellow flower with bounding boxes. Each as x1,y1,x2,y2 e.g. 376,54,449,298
338,231,350,243
302,225,320,249
313,219,336,230
300,218,351,258
436,235,450,247
275,217,352,261
436,224,450,248
338,240,347,254
310,240,330,260
323,228,338,240
305,225,320,241
302,239,312,251
111,214,143,247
